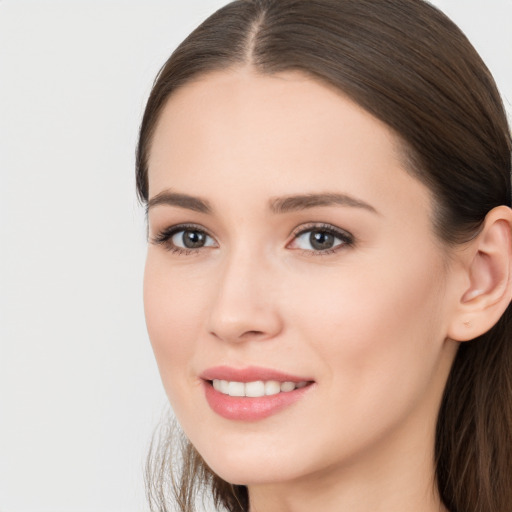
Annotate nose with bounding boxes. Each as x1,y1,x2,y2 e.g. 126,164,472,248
206,247,283,344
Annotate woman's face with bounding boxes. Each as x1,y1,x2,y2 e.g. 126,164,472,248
144,69,460,488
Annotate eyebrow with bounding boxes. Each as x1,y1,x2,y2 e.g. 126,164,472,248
147,191,213,214
147,190,378,216
269,192,378,215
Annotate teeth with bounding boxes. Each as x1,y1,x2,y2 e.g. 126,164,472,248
228,381,245,397
245,380,265,397
211,379,308,397
265,380,281,395
218,380,229,394
280,381,296,392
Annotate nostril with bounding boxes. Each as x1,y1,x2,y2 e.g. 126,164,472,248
238,330,267,341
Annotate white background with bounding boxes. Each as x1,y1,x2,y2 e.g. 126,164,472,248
0,1,510,511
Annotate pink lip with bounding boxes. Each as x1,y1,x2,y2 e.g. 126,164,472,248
200,365,312,383
200,366,315,422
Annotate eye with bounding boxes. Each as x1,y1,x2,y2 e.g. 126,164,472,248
289,223,354,255
171,229,215,249
152,224,217,254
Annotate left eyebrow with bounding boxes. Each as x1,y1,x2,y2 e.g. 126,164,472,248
269,193,379,215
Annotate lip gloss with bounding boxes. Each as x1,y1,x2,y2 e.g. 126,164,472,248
200,366,314,421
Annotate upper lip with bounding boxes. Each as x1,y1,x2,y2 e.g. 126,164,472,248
200,365,313,383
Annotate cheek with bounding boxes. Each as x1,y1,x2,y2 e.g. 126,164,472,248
266,256,451,471
143,252,206,392
287,251,448,399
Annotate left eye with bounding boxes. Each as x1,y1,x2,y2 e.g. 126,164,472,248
291,227,353,252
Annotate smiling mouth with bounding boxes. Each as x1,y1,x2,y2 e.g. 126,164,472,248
209,379,310,397
203,378,315,421
200,366,315,420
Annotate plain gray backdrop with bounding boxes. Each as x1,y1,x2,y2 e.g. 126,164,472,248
0,1,510,511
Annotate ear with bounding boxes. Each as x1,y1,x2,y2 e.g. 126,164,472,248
448,206,512,342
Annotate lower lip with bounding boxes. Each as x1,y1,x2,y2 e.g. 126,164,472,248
203,381,313,421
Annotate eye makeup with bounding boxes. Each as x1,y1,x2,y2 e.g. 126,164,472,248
150,221,355,257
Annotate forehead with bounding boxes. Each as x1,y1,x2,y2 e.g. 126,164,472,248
149,68,401,169
147,67,430,224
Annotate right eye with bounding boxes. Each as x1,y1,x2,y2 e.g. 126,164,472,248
152,224,217,255
171,229,215,249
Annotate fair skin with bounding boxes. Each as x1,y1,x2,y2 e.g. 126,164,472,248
143,67,512,512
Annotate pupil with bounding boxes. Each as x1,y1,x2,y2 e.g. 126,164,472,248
183,230,205,248
310,231,334,250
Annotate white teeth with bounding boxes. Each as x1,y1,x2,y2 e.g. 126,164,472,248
280,381,296,392
265,380,281,395
228,381,245,397
245,380,265,397
219,380,230,394
211,379,309,397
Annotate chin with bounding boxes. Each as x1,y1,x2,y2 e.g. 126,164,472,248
206,459,295,486
192,434,314,486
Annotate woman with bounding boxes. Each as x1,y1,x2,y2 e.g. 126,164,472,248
136,1,512,511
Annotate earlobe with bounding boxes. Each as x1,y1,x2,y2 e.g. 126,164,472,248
448,206,512,342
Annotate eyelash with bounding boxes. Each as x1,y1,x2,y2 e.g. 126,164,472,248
151,223,210,256
290,222,354,256
151,222,354,257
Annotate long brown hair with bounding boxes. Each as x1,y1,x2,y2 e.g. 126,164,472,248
136,1,512,511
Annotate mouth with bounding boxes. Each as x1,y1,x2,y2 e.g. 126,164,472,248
210,379,309,397
200,366,315,421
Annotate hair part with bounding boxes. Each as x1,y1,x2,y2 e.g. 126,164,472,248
137,1,512,511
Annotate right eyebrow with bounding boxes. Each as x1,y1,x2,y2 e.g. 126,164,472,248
146,190,212,215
